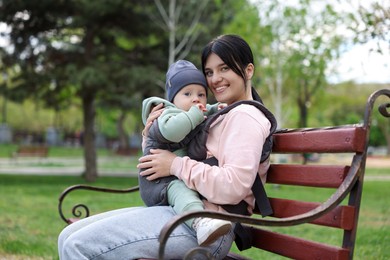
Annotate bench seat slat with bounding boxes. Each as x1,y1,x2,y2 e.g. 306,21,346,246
250,227,350,260
267,164,349,188
273,127,366,153
269,198,355,230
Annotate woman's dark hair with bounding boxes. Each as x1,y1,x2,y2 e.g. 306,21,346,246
201,34,254,82
201,34,263,103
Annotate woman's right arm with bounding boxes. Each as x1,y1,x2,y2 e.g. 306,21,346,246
142,103,164,150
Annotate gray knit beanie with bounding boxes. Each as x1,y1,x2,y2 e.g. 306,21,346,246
165,60,208,102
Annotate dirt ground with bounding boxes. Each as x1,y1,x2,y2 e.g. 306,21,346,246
272,154,390,170
366,156,390,168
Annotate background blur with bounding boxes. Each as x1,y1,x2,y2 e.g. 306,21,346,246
0,1,389,259
0,0,389,181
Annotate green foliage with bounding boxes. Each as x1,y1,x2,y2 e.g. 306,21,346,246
0,0,244,144
232,0,346,128
315,83,389,146
1,96,82,133
1,0,389,177
346,1,390,52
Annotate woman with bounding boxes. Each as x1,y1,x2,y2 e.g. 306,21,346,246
58,34,274,260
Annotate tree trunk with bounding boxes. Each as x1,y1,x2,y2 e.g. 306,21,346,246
297,80,310,164
297,99,308,128
382,125,390,156
387,137,390,156
167,0,176,66
117,110,129,149
82,93,98,182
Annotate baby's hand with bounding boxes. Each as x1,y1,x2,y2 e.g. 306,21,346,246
218,103,227,110
195,103,207,113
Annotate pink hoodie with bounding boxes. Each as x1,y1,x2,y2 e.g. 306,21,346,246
170,103,271,214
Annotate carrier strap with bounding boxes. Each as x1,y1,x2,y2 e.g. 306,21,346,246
188,100,277,163
203,157,272,217
202,156,273,251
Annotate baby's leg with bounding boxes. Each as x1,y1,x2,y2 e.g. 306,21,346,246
167,180,232,246
167,179,203,227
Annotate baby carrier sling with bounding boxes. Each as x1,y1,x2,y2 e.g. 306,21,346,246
139,99,277,250
187,100,277,216
139,98,277,250
139,99,276,210
187,99,277,251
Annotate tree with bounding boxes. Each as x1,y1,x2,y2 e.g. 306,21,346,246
346,1,390,52
149,0,210,67
97,65,164,150
236,1,344,129
0,0,163,181
146,0,244,70
343,1,390,154
100,0,237,150
223,1,287,126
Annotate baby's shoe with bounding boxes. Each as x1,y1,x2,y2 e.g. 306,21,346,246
192,217,232,246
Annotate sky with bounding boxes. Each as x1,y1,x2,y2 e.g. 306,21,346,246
327,40,390,84
324,0,390,84
1,1,389,84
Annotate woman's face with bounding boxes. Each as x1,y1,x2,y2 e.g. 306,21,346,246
204,53,253,105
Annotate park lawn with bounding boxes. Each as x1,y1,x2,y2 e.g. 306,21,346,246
0,175,141,260
0,171,389,260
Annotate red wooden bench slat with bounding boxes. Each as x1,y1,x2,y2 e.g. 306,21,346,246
269,198,356,230
250,227,350,260
272,127,366,153
267,164,349,188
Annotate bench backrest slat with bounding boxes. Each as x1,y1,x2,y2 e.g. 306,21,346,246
272,127,366,153
245,126,369,259
269,198,355,229
251,228,350,260
267,164,349,188
13,146,49,158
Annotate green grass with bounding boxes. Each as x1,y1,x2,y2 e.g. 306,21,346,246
0,168,389,259
0,175,141,259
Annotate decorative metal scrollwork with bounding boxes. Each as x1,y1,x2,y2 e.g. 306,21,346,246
58,184,139,224
378,102,390,118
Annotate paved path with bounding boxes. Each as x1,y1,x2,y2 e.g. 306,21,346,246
0,157,138,177
0,156,389,180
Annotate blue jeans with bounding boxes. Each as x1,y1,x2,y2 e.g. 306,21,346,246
58,206,234,260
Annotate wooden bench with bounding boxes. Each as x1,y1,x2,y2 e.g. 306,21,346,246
58,89,389,260
12,145,49,159
114,147,140,156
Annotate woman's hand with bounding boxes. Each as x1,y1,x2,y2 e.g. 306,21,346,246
142,103,165,138
137,149,177,180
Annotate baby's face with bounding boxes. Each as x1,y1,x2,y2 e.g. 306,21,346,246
173,84,207,111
